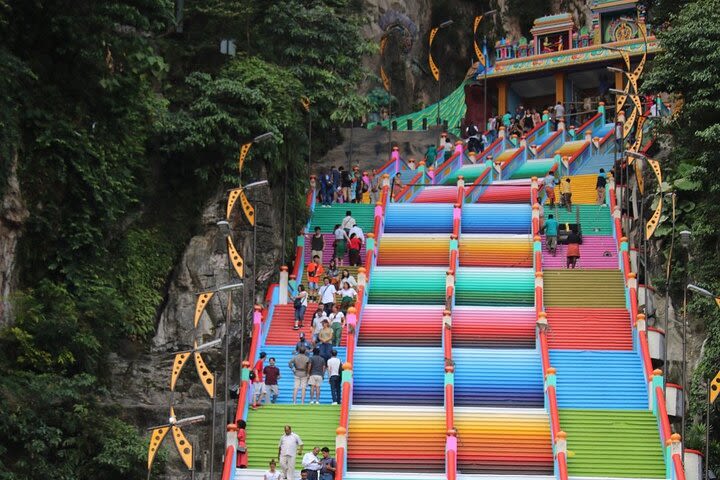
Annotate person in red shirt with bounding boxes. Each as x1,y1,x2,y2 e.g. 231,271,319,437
251,352,267,408
347,234,362,267
307,256,325,301
263,357,281,403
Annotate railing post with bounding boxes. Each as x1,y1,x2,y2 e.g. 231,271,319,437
428,165,435,184
542,110,550,122
357,266,367,288
533,235,542,271
498,126,506,139
392,146,400,175
535,271,544,314
532,203,541,238
335,426,348,480
598,101,606,124
279,266,289,305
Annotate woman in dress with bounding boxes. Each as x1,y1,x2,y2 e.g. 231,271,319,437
333,223,349,266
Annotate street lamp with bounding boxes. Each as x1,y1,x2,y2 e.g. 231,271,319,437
147,412,206,479
429,19,454,126
680,230,692,248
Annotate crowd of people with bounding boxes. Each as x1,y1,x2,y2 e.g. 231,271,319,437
318,166,381,205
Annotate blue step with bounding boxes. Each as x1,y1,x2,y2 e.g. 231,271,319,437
385,203,454,233
550,350,648,409
354,346,444,405
258,346,346,404
454,348,544,407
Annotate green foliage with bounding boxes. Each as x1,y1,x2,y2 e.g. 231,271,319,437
0,372,163,480
644,0,720,467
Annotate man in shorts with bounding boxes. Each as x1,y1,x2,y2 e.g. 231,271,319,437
289,346,311,404
251,351,267,409
263,357,281,403
307,347,327,405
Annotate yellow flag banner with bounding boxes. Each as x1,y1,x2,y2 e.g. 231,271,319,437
473,15,485,65
170,352,191,390
710,370,720,404
429,27,440,81
645,158,662,240
147,426,170,470
172,425,194,469
226,188,242,220
238,142,252,173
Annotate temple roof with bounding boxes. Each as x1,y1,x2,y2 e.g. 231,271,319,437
531,13,575,35
591,0,639,12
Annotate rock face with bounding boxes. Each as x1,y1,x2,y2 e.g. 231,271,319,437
0,149,29,326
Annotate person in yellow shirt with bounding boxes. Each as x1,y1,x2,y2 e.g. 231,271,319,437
560,177,572,212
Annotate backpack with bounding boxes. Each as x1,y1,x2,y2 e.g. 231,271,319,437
294,296,303,309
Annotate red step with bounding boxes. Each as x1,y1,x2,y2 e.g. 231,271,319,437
358,305,444,346
264,303,347,346
453,306,536,348
545,307,632,350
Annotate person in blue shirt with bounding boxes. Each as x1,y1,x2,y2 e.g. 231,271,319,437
544,214,559,256
543,171,557,207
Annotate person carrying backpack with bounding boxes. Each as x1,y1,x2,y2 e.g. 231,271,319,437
293,285,309,330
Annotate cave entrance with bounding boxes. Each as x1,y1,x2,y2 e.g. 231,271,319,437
462,82,496,134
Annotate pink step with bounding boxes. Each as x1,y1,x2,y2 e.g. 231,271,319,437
304,233,366,265
541,235,618,269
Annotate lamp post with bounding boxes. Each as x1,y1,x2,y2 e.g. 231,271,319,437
474,10,497,131
147,414,206,480
679,229,692,460
429,19,454,126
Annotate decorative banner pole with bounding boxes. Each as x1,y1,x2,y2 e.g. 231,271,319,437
428,19,454,126
147,411,205,479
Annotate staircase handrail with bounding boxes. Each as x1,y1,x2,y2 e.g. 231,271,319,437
575,112,602,138
498,146,528,180
564,140,592,175
393,170,423,202
335,201,386,480
524,120,550,147
464,166,493,203
608,177,686,480
434,144,467,185
535,130,564,158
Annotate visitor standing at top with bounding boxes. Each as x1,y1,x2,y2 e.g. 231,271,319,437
339,166,352,203
554,101,565,127
391,172,403,202
502,110,512,128
443,138,453,161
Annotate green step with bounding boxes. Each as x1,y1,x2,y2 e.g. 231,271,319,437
561,409,665,478
443,164,489,185
553,204,613,236
309,204,375,234
544,269,626,307
368,267,446,305
455,268,534,306
510,159,556,179
245,404,340,469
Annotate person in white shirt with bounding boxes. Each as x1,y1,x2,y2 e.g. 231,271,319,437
318,277,337,315
328,306,345,347
341,211,355,234
337,270,357,288
327,349,342,405
278,425,303,480
348,223,364,245
338,282,357,313
302,447,322,480
311,308,328,343
265,459,282,480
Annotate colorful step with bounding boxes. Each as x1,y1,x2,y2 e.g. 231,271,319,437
245,404,339,469
453,306,536,348
510,158,556,180
414,186,472,203
462,204,531,234
551,204,612,236
455,267,534,306
455,407,553,474
385,203,454,233
258,346,347,404
368,267,446,305
550,350,648,409
354,346,444,405
263,304,347,347
543,269,626,307
443,164,490,185
378,234,450,266
545,307,632,350
540,234,617,269
358,305,444,346
454,349,544,407
551,173,602,205
304,233,366,266
309,204,375,233
348,405,446,471
561,409,665,478
459,234,533,267
477,184,531,203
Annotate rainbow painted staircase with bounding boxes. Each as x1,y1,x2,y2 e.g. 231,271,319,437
222,124,683,480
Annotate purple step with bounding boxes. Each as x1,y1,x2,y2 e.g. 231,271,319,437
304,233,367,265
541,235,618,269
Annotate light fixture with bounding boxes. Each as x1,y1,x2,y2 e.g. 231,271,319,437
253,132,274,143
688,284,716,299
195,282,244,295
679,230,692,248
149,414,206,430
624,151,647,160
608,88,626,95
439,20,454,29
606,66,625,73
195,339,222,352
243,179,269,190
